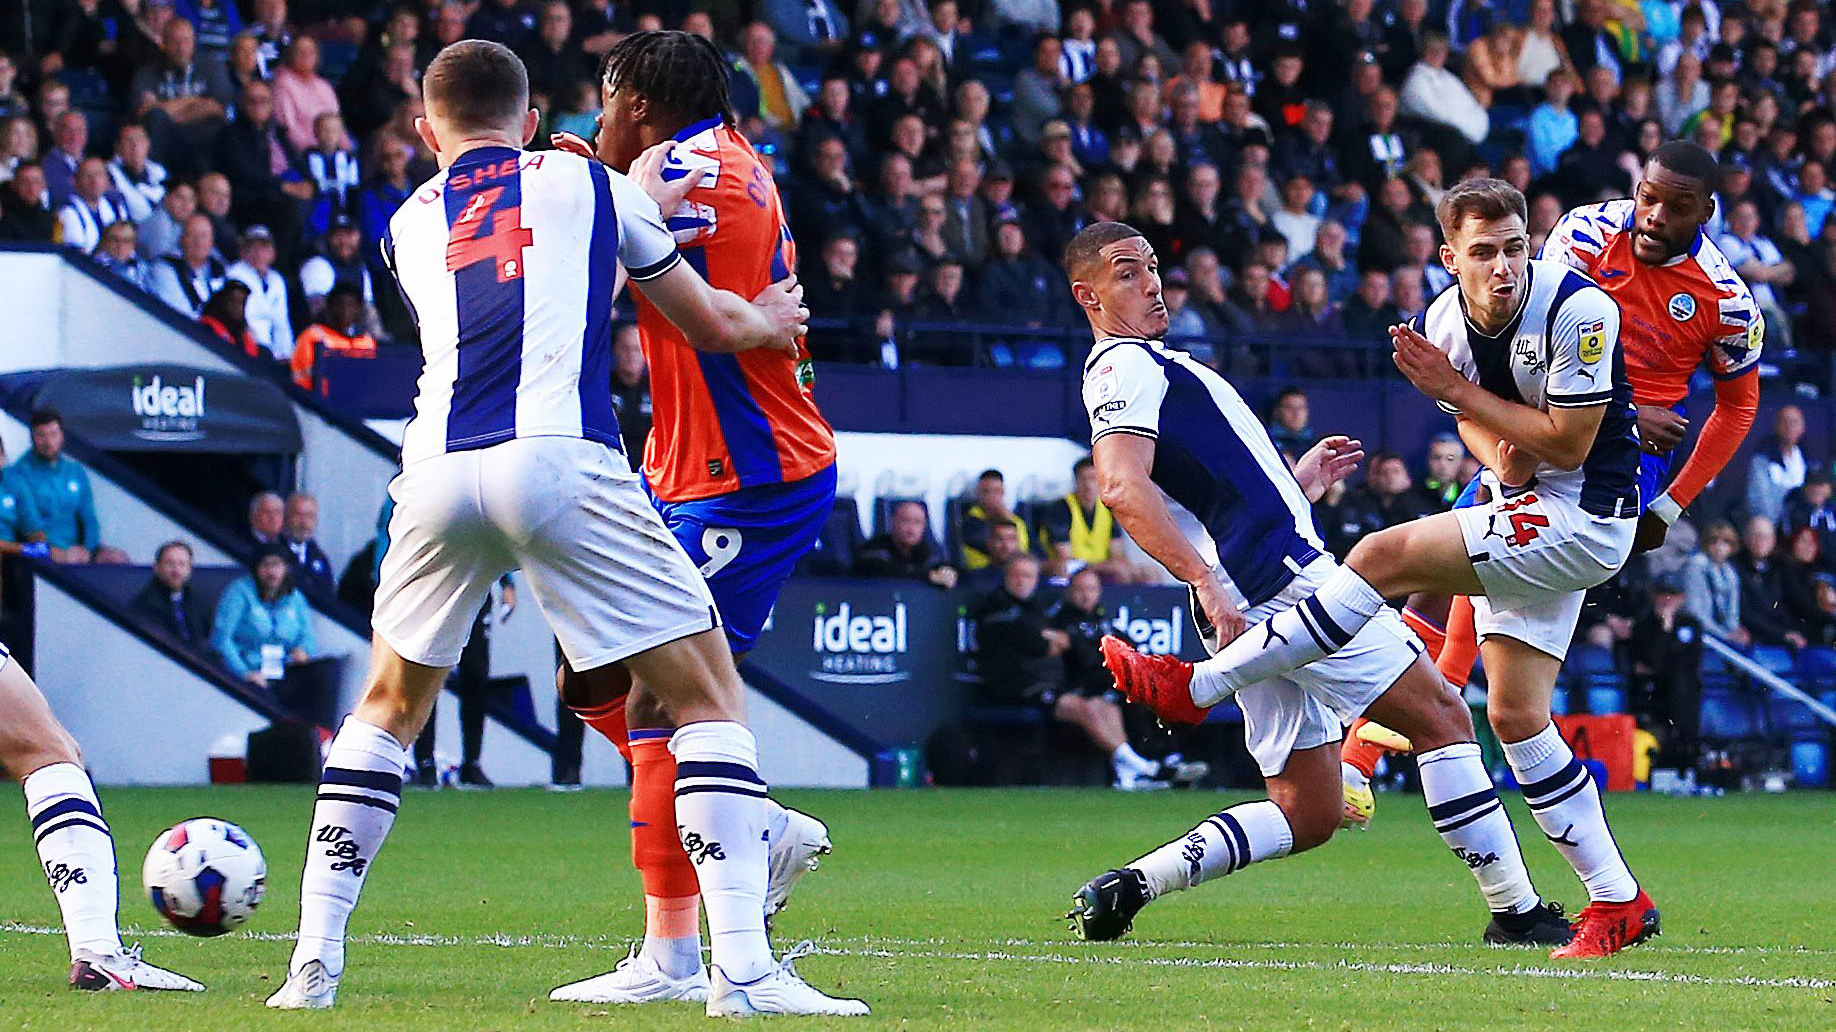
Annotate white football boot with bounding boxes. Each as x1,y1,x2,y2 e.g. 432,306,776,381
69,946,204,992
549,945,710,1004
706,941,869,1018
765,807,832,919
265,959,339,1009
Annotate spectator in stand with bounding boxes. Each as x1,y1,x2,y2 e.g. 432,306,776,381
518,1,596,110
94,220,155,293
1406,223,1453,295
1022,164,1087,277
798,74,869,173
6,409,121,564
466,0,538,47
41,111,86,212
1169,161,1225,258
0,436,47,559
1788,471,1836,552
1217,162,1273,260
278,491,334,595
1681,520,1746,645
1391,263,1428,321
271,35,340,156
854,500,958,587
1358,176,1416,273
787,135,868,250
732,22,809,133
195,172,238,261
1013,33,1067,145
1285,265,1351,376
912,259,973,361
227,225,293,360
130,18,232,179
198,279,259,355
294,111,360,239
1342,268,1401,340
107,123,167,224
55,158,127,254
1624,574,1705,773
210,541,316,689
138,179,193,260
246,490,284,547
1347,87,1411,191
1748,405,1808,525
291,283,377,391
607,324,652,460
0,114,37,183
1160,267,1211,345
1717,200,1795,350
803,231,874,362
1265,387,1316,461
1781,525,1831,633
1399,30,1488,146
979,219,1062,330
1737,515,1806,650
960,469,1030,572
178,0,243,67
358,132,414,258
1222,259,1280,334
970,552,1072,696
764,0,849,63
130,540,209,647
1270,174,1321,262
299,214,376,325
1421,432,1466,509
0,162,53,242
1036,456,1138,583
1526,69,1580,177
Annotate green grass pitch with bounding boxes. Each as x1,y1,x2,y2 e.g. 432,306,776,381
2,786,1833,1031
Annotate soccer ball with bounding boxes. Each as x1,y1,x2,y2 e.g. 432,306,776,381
143,818,267,937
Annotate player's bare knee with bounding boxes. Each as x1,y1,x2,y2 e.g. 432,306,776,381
1345,530,1406,595
1283,799,1339,853
625,684,672,729
1488,699,1549,744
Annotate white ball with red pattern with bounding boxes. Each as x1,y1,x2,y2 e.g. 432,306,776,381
143,818,267,937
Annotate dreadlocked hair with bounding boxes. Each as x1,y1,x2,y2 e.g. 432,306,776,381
601,30,736,126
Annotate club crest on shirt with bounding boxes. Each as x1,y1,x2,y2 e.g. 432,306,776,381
1667,292,1696,321
1578,319,1606,363
1512,336,1545,374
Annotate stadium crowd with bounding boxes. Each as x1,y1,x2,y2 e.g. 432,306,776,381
2,0,1834,786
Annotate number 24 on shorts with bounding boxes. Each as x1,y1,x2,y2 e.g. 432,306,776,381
1497,493,1549,549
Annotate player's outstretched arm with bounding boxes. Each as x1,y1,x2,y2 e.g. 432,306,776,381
1092,432,1244,644
633,263,807,356
1391,323,1604,470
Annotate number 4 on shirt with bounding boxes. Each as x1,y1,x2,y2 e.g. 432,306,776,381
446,187,533,282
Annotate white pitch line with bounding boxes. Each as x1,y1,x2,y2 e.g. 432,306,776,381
837,934,1836,959
3,923,1831,992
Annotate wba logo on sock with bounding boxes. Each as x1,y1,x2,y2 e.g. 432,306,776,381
678,827,726,865
43,861,87,893
315,825,367,875
1454,847,1500,869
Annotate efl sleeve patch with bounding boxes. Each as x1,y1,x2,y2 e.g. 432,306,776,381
1578,319,1606,364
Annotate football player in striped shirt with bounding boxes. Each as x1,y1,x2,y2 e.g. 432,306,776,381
544,31,844,1008
264,41,864,1017
1346,143,1761,830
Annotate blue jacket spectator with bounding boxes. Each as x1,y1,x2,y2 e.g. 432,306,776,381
6,410,100,556
212,543,317,684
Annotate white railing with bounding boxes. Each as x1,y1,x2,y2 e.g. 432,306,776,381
1701,635,1836,728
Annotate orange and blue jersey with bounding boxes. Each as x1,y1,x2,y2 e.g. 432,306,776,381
632,116,837,503
1539,199,1762,511
629,117,837,652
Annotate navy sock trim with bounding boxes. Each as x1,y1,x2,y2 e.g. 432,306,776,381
1519,758,1586,799
674,760,765,784
1219,812,1251,872
675,784,771,799
317,791,400,813
1428,787,1499,822
1303,597,1354,648
321,766,405,795
30,796,103,829
34,815,110,846
1292,605,1333,653
1436,801,1504,833
1525,776,1592,811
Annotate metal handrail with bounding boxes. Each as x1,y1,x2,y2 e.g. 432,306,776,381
1701,634,1836,729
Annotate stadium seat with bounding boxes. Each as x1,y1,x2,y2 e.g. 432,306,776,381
801,496,865,575
1792,737,1830,788
1700,687,1766,740
1800,648,1836,691
1566,645,1625,714
1751,644,1797,679
1018,342,1066,370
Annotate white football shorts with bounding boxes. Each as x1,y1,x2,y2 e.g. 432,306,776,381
1201,558,1425,778
372,436,718,670
1453,472,1635,660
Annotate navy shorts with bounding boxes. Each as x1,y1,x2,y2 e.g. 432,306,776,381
651,464,837,654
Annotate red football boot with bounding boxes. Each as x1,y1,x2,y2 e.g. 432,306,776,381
1549,889,1660,959
1100,636,1210,726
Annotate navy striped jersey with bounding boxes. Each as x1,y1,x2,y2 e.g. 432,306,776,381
1082,336,1326,608
1419,257,1642,518
385,145,682,467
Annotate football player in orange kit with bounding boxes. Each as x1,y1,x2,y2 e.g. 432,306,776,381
1343,141,1761,825
544,32,843,1006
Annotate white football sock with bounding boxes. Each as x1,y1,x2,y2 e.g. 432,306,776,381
23,763,124,959
1418,743,1538,915
290,716,408,977
1341,760,1371,793
1504,723,1638,904
670,721,772,984
1190,566,1386,705
1111,743,1157,776
1127,800,1294,898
